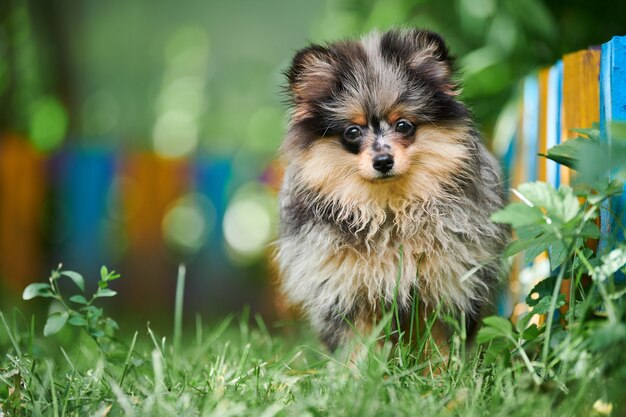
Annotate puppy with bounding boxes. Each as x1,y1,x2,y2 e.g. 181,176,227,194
276,29,508,353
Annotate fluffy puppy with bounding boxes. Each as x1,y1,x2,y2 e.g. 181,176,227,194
276,29,508,352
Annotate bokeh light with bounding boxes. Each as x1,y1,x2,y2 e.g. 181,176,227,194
162,193,216,254
223,183,277,262
29,96,67,152
153,110,200,158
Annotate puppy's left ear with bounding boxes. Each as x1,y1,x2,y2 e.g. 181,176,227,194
285,45,336,118
405,29,459,96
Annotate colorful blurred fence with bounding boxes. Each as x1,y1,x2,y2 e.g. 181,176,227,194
500,36,626,318
0,134,279,316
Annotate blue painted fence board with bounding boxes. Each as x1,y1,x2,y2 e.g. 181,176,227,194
523,76,540,183
51,147,116,273
546,61,563,188
600,36,626,251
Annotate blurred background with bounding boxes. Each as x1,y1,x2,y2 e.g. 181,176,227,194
0,0,624,325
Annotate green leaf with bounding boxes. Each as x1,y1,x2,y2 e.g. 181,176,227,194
100,265,121,282
100,265,109,281
571,125,600,140
504,239,534,258
543,135,599,169
22,283,54,300
608,121,626,139
580,222,600,239
524,241,550,264
531,294,566,315
476,327,505,344
107,272,121,281
95,288,117,298
483,316,514,334
89,328,105,338
69,295,88,305
516,312,533,333
515,224,544,240
517,182,580,224
106,318,119,331
504,233,551,258
44,311,68,336
83,305,103,319
548,240,570,270
68,315,87,327
476,316,514,344
483,338,513,365
521,324,541,341
526,276,557,307
491,202,545,227
573,248,594,270
61,271,85,291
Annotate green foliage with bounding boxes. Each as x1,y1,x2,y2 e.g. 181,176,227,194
543,123,626,183
22,264,121,347
540,132,599,168
479,122,626,390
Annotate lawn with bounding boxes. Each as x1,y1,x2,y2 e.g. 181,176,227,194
0,305,620,417
1,263,624,417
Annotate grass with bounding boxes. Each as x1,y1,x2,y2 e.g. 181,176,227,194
0,289,622,417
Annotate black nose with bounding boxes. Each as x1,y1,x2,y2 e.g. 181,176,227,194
372,154,394,173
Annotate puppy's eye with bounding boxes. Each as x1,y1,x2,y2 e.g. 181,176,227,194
343,126,362,141
394,120,414,135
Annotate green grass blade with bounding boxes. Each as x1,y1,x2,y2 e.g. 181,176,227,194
173,264,186,356
0,310,22,357
119,331,139,385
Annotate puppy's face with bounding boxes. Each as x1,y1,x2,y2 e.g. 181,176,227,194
337,111,418,181
283,30,472,200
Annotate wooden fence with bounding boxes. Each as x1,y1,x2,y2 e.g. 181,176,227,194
501,36,626,317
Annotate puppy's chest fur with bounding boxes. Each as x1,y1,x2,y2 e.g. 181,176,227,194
277,177,501,337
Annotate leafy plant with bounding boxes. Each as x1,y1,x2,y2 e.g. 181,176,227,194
479,122,626,386
22,264,121,350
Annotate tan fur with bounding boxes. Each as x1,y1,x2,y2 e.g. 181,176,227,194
294,124,470,202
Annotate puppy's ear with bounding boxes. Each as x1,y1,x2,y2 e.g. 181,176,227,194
409,29,458,95
383,29,458,96
285,45,336,108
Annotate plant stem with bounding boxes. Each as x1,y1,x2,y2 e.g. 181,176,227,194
511,337,541,386
541,245,571,375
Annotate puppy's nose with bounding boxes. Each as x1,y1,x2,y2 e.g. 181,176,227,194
372,154,394,173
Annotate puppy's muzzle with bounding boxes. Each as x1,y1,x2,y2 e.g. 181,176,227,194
372,154,394,173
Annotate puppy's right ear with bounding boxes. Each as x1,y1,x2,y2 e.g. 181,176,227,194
285,45,336,108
